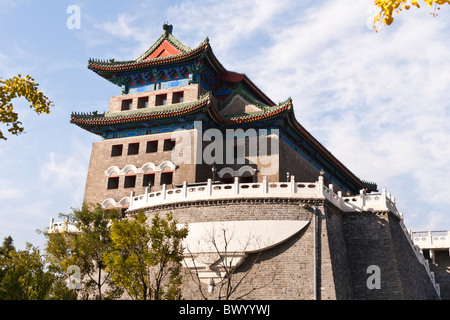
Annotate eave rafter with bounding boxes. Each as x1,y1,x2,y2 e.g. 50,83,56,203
71,93,213,129
79,24,376,193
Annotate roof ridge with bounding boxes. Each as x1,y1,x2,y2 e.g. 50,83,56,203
70,92,212,124
223,97,292,123
218,83,271,112
135,25,193,62
87,37,210,73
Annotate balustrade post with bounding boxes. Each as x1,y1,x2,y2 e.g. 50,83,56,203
162,184,166,200
430,250,436,264
234,177,239,194
318,175,324,194
290,175,295,193
183,181,187,198
145,187,150,204
337,191,343,209
447,231,450,249
328,184,334,200
130,191,135,207
207,178,212,196
360,189,365,208
263,176,268,193
381,189,387,209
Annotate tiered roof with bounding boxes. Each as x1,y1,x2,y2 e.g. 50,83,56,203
70,90,290,132
71,92,213,129
87,36,221,79
73,24,377,193
87,24,274,106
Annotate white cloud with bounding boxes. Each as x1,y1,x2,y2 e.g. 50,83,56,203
91,9,161,59
162,0,450,229
0,182,21,202
238,3,450,173
39,138,90,205
98,13,138,39
39,0,450,232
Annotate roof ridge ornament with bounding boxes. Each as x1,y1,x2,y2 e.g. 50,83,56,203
163,23,173,35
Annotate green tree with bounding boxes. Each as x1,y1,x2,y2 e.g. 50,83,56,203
45,203,123,299
0,237,57,299
0,236,14,256
104,211,188,300
0,74,53,140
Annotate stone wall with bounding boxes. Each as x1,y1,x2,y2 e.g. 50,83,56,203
428,250,450,300
322,204,354,299
278,137,320,184
136,197,439,300
141,198,317,300
342,211,438,299
108,83,201,113
84,130,198,205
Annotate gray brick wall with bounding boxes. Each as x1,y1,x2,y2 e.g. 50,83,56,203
342,211,438,299
428,251,450,300
137,198,439,300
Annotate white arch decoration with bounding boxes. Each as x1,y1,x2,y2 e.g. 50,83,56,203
238,165,256,177
181,220,310,284
217,165,256,178
217,167,234,178
101,198,118,209
122,164,138,175
119,197,130,207
104,166,121,177
104,161,177,176
141,162,157,173
101,197,131,209
159,160,177,171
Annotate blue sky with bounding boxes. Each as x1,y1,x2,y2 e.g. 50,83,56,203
1,0,450,250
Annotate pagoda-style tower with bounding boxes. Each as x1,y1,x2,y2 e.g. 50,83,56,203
61,25,444,300
72,24,376,210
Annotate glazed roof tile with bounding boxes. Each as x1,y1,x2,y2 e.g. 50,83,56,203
88,38,210,73
88,26,227,77
79,25,376,193
71,92,212,127
223,98,292,124
70,92,291,129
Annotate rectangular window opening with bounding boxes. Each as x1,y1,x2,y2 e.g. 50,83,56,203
146,140,158,153
163,139,176,151
107,177,119,189
138,96,149,109
233,140,247,164
121,99,132,111
128,142,140,155
111,145,123,157
172,91,184,104
124,175,136,188
143,173,155,187
155,94,167,106
239,175,254,183
266,136,272,155
160,172,173,185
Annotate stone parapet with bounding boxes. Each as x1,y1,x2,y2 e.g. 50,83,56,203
125,176,399,217
49,176,441,299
